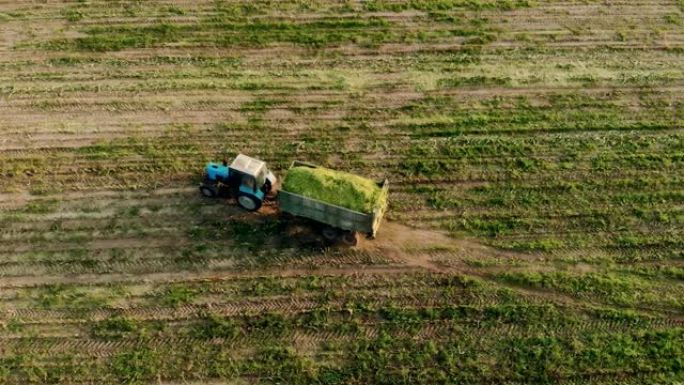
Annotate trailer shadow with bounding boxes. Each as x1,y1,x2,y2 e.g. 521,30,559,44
192,196,334,252
188,190,533,273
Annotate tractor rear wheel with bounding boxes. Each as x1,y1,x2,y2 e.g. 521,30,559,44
237,193,261,211
200,185,218,198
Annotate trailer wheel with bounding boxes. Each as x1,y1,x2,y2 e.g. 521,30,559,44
200,185,218,198
237,193,261,211
341,231,359,246
321,226,339,241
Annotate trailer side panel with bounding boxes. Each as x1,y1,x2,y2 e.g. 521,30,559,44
279,190,374,234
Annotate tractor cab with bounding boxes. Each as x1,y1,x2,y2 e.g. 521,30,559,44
200,153,277,211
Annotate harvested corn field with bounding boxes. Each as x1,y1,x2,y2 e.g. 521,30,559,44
0,1,683,384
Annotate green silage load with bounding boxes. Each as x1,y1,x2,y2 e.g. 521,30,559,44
283,166,387,214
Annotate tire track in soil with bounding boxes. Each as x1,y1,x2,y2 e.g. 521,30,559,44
3,316,682,358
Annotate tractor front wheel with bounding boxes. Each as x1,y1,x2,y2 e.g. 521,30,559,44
237,193,262,211
200,185,218,198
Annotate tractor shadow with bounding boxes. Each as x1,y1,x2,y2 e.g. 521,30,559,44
193,195,335,252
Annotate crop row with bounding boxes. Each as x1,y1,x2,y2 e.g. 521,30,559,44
0,325,681,384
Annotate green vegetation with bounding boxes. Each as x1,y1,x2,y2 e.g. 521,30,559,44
283,165,387,213
496,270,684,310
364,0,533,11
47,18,398,51
110,348,161,385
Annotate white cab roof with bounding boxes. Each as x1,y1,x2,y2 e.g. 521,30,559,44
230,154,265,176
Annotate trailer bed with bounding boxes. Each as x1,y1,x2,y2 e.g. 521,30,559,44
278,161,388,238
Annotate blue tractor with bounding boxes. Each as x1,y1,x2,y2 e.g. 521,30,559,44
200,153,277,211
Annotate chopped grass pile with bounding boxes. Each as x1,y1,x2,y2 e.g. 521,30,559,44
283,166,387,214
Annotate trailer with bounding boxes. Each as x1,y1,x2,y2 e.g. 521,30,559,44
277,161,389,246
200,155,388,246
